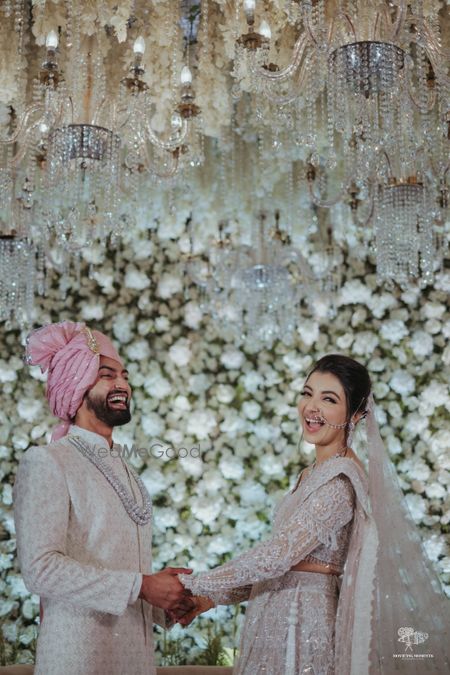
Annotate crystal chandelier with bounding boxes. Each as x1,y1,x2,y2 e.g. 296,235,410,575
0,234,44,328
0,168,46,327
374,177,441,287
186,213,317,348
118,35,201,184
233,0,450,185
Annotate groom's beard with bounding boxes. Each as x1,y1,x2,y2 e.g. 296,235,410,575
85,390,131,427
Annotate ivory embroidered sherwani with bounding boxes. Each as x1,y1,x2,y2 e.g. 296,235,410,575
13,425,163,675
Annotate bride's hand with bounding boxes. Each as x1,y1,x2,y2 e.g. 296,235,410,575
175,595,215,626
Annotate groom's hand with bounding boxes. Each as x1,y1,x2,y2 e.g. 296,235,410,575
139,567,194,612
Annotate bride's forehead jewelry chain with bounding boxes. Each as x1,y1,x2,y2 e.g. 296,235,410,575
67,435,152,526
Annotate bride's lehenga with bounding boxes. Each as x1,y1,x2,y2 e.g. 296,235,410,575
181,456,370,675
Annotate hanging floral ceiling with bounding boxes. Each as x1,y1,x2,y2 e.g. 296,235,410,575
0,0,449,304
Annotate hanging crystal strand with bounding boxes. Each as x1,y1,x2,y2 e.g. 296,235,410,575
13,0,25,56
286,163,294,238
65,0,73,48
305,65,316,152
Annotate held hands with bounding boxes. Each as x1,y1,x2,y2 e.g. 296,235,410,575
139,567,194,613
174,595,215,627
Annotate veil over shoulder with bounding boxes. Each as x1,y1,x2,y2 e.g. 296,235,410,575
335,395,450,674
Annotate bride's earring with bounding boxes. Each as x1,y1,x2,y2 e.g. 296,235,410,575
347,420,355,447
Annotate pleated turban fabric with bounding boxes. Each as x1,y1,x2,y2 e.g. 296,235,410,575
25,321,124,441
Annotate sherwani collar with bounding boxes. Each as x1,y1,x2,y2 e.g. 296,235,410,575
69,424,112,451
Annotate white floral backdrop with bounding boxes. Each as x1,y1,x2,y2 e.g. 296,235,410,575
0,235,449,664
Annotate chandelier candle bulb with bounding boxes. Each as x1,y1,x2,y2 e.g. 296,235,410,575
180,65,193,85
133,36,146,55
243,0,256,11
259,21,271,40
45,30,58,50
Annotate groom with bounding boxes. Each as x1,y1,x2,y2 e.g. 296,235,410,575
14,321,193,675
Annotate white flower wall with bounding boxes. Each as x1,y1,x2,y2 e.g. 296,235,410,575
0,237,449,663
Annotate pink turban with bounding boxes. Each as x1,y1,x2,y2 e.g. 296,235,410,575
25,321,124,441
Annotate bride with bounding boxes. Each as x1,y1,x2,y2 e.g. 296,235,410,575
177,354,450,674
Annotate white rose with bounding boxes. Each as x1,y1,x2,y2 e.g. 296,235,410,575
241,371,264,393
157,274,183,299
112,314,134,343
184,301,203,329
17,398,43,423
126,340,150,361
429,430,450,456
7,575,28,599
259,453,284,478
353,331,379,356
188,373,211,394
220,348,244,370
0,361,17,383
372,382,389,398
154,507,180,532
220,411,248,437
282,352,312,373
173,395,191,412
124,267,150,290
404,493,427,522
154,316,170,332
425,483,446,499
424,318,441,335
190,496,223,525
242,401,261,420
219,455,245,481
178,455,203,477
387,435,402,455
264,367,282,386
421,302,446,320
236,515,267,540
239,481,267,505
141,412,165,437
81,303,104,320
388,401,403,419
140,468,169,495
409,331,434,358
169,340,192,367
131,239,153,261
339,279,372,305
366,293,397,319
2,484,12,506
143,373,171,399
423,534,446,561
380,320,408,344
207,535,234,556
186,409,217,439
403,459,431,481
29,365,47,382
404,414,428,437
92,270,114,293
389,370,415,396
253,421,280,441
297,319,319,347
442,344,450,366
336,333,354,350
418,383,449,415
368,358,386,372
215,384,235,403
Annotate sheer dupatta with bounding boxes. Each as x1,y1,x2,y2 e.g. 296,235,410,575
335,395,450,674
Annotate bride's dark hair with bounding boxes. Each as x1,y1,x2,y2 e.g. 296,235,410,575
307,354,372,423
